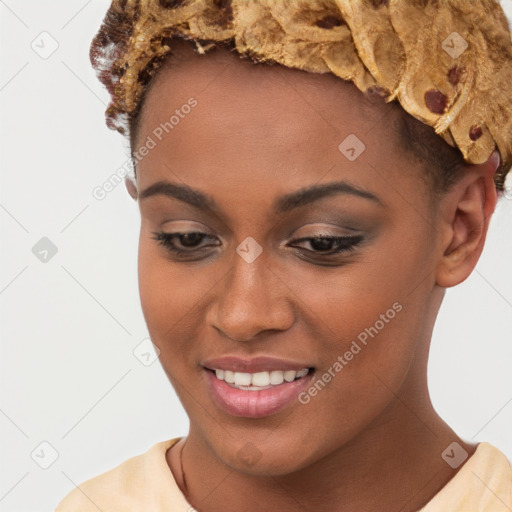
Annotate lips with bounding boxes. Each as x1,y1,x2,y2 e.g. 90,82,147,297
202,355,315,418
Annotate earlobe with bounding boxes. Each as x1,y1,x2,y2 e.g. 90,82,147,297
125,176,138,201
435,150,499,288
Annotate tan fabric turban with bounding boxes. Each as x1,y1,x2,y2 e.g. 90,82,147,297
90,0,512,190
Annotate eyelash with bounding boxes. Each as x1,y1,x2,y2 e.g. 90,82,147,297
150,231,363,259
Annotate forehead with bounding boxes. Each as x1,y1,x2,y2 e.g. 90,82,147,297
138,39,393,141
134,39,419,210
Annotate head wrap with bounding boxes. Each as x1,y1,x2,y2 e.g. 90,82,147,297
90,0,512,190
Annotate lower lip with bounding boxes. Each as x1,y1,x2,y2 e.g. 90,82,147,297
204,369,314,418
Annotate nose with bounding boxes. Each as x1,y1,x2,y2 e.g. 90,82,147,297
206,249,295,342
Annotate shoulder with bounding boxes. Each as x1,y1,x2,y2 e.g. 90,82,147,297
419,442,512,511
54,438,182,512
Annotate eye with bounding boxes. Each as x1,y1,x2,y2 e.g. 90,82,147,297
289,234,363,256
151,231,219,256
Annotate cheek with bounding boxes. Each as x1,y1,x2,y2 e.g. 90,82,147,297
137,239,198,395
137,234,195,348
301,232,432,399
292,289,423,455
137,231,219,365
138,237,168,329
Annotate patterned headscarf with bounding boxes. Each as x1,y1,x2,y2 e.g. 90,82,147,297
90,0,512,190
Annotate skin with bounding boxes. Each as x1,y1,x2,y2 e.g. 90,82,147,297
126,38,500,512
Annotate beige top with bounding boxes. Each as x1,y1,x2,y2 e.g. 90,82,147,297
54,438,512,511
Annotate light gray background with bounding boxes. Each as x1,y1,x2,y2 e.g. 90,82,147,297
1,1,511,511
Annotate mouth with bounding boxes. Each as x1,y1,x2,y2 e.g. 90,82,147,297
203,365,316,418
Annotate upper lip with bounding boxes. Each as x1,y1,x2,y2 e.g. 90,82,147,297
202,356,313,373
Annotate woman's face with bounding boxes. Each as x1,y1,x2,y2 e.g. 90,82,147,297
134,41,445,474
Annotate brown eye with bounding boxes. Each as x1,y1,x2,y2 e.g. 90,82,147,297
290,235,364,256
178,232,205,247
151,231,219,256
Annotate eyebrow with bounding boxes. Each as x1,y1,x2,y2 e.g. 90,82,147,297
139,179,383,214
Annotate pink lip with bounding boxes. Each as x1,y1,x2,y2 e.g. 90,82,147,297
204,368,315,418
202,355,312,373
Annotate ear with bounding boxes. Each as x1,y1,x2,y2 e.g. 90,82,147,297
125,176,138,201
435,150,500,288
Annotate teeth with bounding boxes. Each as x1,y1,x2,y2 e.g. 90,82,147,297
269,370,284,385
212,368,310,389
252,372,270,387
284,370,296,382
234,372,252,386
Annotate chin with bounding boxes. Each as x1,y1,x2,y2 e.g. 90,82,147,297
205,427,324,477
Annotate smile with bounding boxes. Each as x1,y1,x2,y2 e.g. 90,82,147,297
204,366,315,418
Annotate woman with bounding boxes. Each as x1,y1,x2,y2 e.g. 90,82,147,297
55,1,512,510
